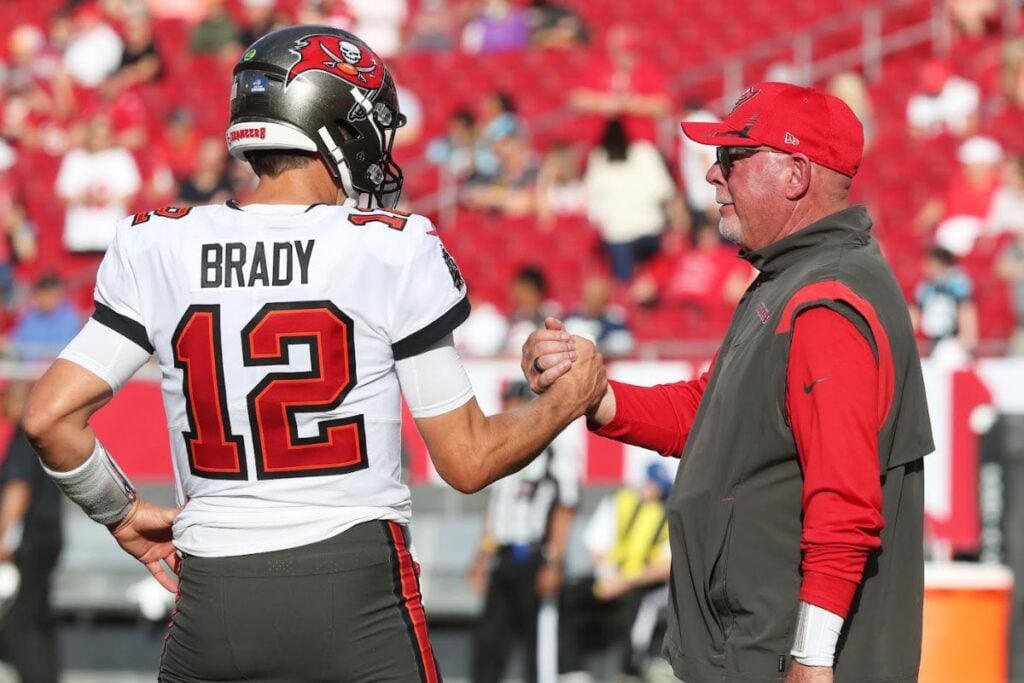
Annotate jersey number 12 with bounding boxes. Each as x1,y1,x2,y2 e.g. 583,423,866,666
171,301,367,480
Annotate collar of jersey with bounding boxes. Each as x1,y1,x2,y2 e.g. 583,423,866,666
225,200,326,214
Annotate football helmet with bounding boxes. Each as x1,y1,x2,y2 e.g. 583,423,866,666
227,26,406,207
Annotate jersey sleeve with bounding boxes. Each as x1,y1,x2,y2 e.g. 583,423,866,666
786,306,884,619
593,355,716,458
91,223,154,354
390,222,470,360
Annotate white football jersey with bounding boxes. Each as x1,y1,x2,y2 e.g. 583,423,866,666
92,202,469,557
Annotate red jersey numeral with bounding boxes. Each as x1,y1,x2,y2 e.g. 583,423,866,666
242,302,367,478
172,305,248,479
132,206,192,226
347,208,410,231
171,302,367,480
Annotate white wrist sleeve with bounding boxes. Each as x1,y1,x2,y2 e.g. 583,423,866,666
58,318,152,391
790,601,844,667
42,440,137,526
396,333,474,417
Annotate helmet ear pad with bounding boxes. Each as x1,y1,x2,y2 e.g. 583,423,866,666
227,26,406,208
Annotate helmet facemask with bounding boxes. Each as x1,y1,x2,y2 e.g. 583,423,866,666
329,102,406,209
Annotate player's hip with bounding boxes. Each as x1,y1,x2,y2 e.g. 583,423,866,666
160,520,441,682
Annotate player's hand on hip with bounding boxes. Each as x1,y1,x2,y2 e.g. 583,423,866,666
521,318,576,394
109,498,181,593
785,662,833,683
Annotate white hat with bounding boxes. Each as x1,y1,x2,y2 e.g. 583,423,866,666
957,136,1004,166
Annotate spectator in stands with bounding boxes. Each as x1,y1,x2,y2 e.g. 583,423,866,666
190,0,241,54
154,108,202,183
528,0,589,49
946,0,998,38
911,246,977,366
107,12,164,95
404,0,456,52
5,24,64,95
462,130,539,216
827,71,877,150
0,142,38,307
61,3,124,89
474,90,522,178
467,380,579,683
999,37,1024,110
8,273,82,363
298,0,355,28
503,265,561,355
148,0,207,22
427,109,478,181
55,113,142,253
462,0,531,54
239,0,289,48
986,152,1024,236
1,78,71,155
108,83,153,151
584,117,679,281
0,379,63,683
906,58,980,138
997,221,1024,354
570,24,670,144
916,135,1003,255
564,274,634,358
348,0,408,58
637,222,753,334
980,37,1024,147
534,141,585,225
2,25,73,153
677,97,720,229
177,137,235,206
559,462,673,681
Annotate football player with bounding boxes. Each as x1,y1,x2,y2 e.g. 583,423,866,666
22,26,604,682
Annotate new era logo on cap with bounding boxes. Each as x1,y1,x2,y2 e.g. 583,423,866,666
679,82,864,177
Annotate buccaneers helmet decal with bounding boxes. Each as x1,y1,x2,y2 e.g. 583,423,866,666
285,34,385,90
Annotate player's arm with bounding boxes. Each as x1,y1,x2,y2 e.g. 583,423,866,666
397,334,606,494
523,319,711,457
22,320,180,592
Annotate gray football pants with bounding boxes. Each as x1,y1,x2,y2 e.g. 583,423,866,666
159,520,442,683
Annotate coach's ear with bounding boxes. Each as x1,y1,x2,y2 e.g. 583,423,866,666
784,153,812,201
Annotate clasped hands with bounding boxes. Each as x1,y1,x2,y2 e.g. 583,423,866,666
521,317,609,419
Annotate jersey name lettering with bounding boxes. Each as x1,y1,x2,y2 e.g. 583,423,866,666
200,240,315,288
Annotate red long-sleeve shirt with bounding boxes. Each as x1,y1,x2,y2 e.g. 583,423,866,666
594,306,884,618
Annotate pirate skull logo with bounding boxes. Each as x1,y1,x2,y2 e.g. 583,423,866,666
285,34,385,89
339,41,362,64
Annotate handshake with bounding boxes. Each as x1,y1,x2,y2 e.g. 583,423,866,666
520,317,613,424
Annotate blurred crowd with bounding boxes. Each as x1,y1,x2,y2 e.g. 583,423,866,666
0,0,1022,362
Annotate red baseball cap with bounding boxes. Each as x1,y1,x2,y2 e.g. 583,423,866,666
680,82,864,177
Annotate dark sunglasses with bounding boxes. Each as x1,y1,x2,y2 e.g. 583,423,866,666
715,147,771,177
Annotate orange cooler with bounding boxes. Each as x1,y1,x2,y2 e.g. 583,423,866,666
920,562,1013,683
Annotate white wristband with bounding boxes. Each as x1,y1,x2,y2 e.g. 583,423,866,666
42,440,137,526
790,601,844,667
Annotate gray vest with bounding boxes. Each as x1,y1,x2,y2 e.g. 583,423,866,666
663,207,933,683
